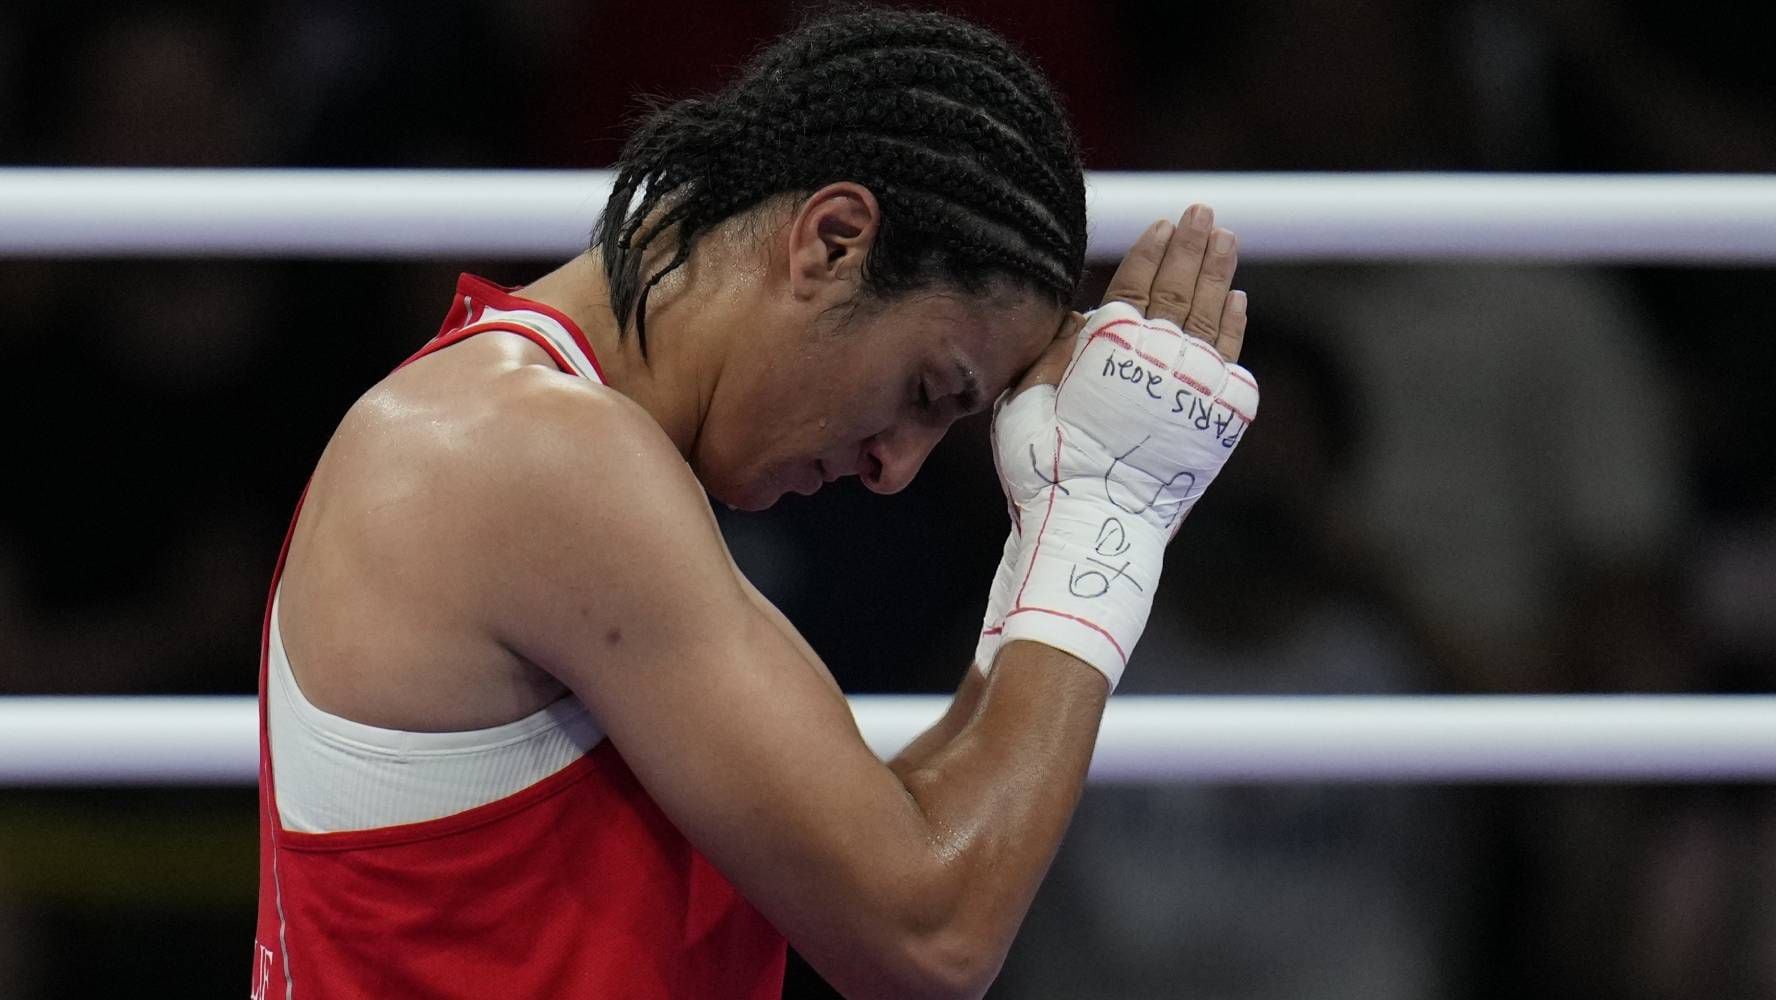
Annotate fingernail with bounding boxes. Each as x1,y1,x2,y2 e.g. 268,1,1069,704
1214,230,1235,253
1190,206,1212,232
1231,290,1248,312
1156,219,1174,240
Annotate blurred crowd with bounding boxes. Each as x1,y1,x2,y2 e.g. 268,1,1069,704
1,1,1772,997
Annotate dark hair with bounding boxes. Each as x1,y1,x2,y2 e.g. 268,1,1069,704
594,6,1088,352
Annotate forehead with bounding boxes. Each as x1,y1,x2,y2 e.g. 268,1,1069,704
884,284,1063,380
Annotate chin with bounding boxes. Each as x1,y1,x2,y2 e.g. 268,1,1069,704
728,492,782,513
702,456,811,512
707,477,783,513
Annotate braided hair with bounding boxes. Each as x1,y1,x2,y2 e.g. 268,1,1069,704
594,7,1088,353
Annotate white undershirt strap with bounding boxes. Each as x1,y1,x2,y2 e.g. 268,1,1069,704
267,587,603,834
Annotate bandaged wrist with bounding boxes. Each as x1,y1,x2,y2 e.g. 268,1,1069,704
972,528,1020,675
995,500,1168,688
977,302,1259,689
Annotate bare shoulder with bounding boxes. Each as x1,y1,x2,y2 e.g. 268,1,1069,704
459,361,850,710
469,364,718,549
444,364,745,667
278,340,721,727
473,364,687,484
310,346,701,549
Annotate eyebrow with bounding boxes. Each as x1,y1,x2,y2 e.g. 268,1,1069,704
953,358,984,414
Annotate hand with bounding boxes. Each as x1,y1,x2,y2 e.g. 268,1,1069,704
1012,204,1249,394
973,205,1258,688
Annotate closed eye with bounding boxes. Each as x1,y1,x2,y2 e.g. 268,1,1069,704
953,360,983,415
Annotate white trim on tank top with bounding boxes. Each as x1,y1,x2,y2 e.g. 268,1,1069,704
267,586,604,834
472,301,603,382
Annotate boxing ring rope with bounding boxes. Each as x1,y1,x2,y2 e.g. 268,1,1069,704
3,696,1776,785
4,169,1776,262
3,168,1773,787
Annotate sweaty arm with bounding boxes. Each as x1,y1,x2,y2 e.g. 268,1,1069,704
463,378,1100,1000
471,210,1253,1000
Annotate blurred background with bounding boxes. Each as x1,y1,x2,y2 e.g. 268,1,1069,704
1,0,1773,996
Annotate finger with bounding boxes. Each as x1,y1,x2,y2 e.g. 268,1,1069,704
1143,203,1214,329
1100,219,1173,313
1182,227,1238,344
1216,290,1248,363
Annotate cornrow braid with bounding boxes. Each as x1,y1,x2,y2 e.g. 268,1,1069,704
808,49,1079,207
593,6,1087,353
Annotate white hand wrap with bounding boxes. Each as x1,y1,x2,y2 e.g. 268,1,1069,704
973,301,1259,689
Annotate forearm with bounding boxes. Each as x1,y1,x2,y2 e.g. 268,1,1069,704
890,640,1108,991
806,213,1250,1000
887,662,987,780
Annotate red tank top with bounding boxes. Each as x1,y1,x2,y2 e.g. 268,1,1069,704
251,274,787,999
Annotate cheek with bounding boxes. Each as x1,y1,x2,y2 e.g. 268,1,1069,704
779,356,893,443
715,374,826,472
716,340,905,473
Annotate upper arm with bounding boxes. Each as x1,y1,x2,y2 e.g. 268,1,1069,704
458,374,955,990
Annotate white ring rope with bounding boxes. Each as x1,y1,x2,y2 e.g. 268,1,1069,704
6,171,1772,788
3,169,1776,262
3,696,1775,786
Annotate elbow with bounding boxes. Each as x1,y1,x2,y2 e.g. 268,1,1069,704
821,927,997,1000
891,927,1001,1000
823,870,1003,1000
815,803,1011,1000
835,928,994,1000
872,872,1003,1000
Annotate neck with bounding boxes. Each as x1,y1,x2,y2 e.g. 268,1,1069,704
518,252,712,460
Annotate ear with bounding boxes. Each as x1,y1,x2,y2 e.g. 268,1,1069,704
785,182,881,303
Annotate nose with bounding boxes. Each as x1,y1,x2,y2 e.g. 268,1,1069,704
860,422,947,495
